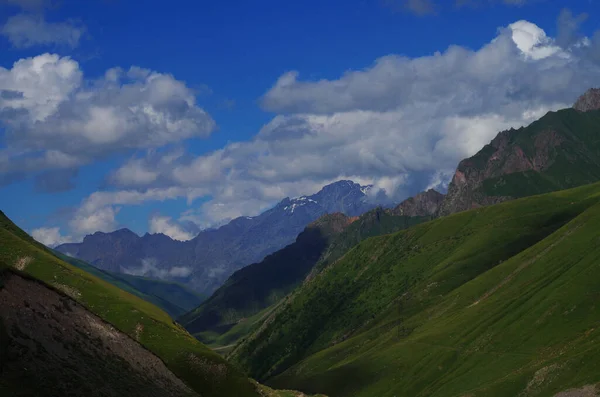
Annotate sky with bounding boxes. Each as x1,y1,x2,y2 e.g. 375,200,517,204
1,0,600,247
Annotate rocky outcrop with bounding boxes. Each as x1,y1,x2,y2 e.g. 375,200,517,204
392,189,445,217
438,108,583,216
573,88,600,112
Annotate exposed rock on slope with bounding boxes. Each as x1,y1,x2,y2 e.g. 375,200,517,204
439,106,600,216
0,271,196,397
391,189,445,217
573,88,600,112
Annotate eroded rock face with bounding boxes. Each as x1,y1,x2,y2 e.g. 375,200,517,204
0,272,196,397
392,189,445,217
438,125,565,216
573,88,600,112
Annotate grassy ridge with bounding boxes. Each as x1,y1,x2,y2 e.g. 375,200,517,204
182,209,430,348
230,183,600,396
0,211,259,397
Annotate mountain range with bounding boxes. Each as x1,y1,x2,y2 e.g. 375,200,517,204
56,180,384,295
180,194,443,348
175,88,600,396
7,88,600,396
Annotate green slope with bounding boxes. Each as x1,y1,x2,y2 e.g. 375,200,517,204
181,210,430,348
53,250,204,318
180,214,353,345
0,211,260,397
231,182,600,397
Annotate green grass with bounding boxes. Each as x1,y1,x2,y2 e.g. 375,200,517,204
182,209,431,349
231,182,600,397
0,211,260,397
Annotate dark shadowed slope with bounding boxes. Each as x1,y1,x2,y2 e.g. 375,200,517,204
230,182,600,397
0,271,197,397
179,213,357,345
181,193,443,348
0,210,260,397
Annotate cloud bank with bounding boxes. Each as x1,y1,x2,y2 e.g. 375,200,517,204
19,12,600,241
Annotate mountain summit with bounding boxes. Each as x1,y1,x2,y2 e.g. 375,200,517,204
573,88,600,112
56,180,382,295
439,100,600,216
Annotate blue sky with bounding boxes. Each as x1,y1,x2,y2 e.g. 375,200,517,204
1,0,600,246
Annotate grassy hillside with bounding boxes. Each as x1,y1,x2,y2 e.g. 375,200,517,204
182,210,430,348
53,250,204,318
230,182,600,396
0,211,260,397
180,214,354,345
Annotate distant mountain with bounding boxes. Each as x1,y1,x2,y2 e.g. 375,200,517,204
180,193,442,348
440,89,600,215
57,180,384,295
53,250,204,318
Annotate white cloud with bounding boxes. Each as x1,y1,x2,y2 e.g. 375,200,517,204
0,54,216,184
31,226,72,247
168,266,193,278
56,16,600,235
122,258,193,279
64,187,209,239
149,214,196,241
69,206,120,236
2,14,85,48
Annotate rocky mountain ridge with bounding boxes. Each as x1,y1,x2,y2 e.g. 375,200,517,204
438,90,600,216
57,180,383,295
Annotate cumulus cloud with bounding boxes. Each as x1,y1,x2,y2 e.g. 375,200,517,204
52,15,600,237
65,187,208,238
122,258,192,279
0,54,216,186
149,214,197,241
31,226,72,247
2,14,85,48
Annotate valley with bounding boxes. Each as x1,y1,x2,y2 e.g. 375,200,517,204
4,4,600,395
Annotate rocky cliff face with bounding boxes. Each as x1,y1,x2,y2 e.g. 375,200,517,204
439,99,600,216
573,88,600,112
392,189,445,217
